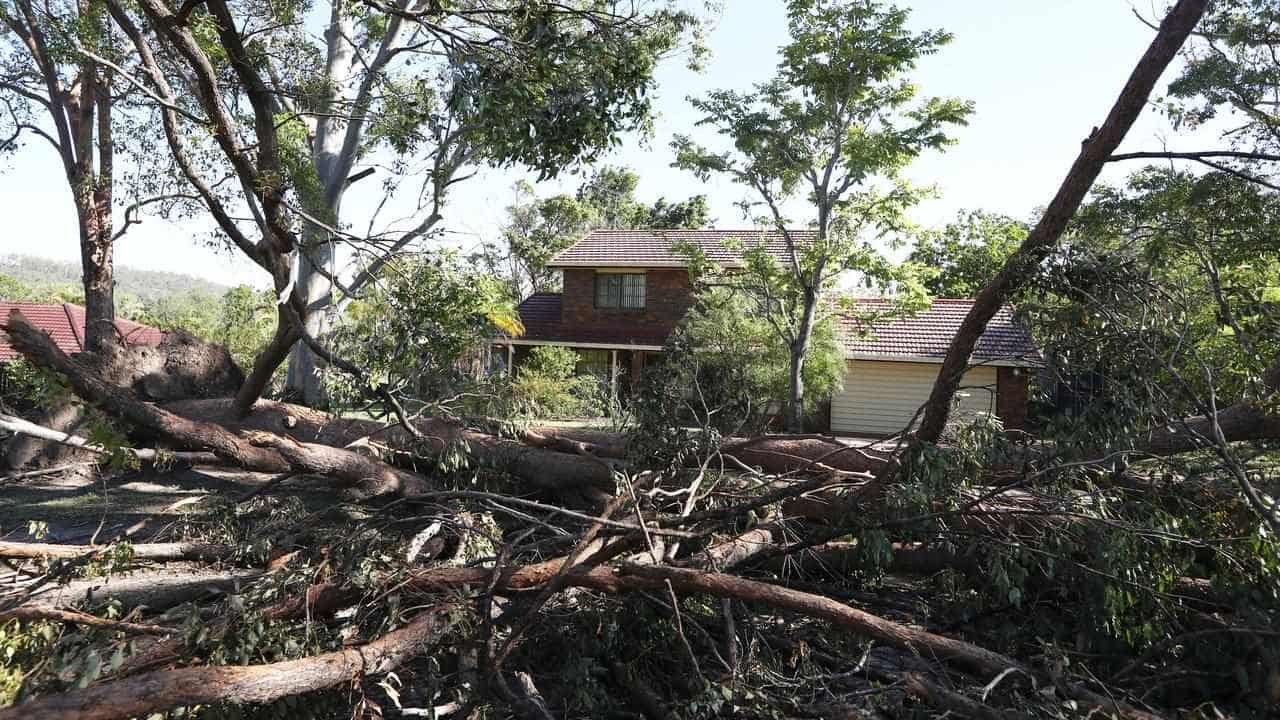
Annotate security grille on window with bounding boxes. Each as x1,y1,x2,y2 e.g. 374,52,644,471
595,273,646,309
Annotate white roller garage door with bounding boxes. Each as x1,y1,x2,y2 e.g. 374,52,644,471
831,360,998,436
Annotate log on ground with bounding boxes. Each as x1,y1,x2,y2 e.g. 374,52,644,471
0,605,454,720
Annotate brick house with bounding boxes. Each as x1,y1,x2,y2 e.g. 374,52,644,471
492,229,1041,435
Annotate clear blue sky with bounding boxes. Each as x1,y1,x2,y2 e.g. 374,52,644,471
0,0,1217,286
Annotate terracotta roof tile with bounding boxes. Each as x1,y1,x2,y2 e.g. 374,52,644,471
548,229,815,268
836,298,1041,365
0,303,164,362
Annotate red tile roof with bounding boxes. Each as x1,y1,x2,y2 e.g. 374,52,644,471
505,293,1041,365
0,303,164,361
548,229,815,269
836,298,1041,366
507,293,669,348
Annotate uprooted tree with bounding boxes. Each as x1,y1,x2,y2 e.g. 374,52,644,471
4,0,1280,718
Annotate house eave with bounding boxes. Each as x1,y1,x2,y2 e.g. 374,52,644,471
546,260,744,270
844,352,1042,368
493,338,666,352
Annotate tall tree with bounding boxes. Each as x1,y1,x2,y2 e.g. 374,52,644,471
1,0,117,350
103,0,699,412
1109,0,1280,188
673,0,971,432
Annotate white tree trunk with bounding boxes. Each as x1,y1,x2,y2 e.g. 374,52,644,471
285,236,336,406
283,4,354,407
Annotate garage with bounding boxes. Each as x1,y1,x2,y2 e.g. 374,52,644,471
831,360,999,437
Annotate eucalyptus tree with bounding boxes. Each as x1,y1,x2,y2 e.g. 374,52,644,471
102,0,700,411
1109,0,1280,188
0,0,119,350
914,0,1207,443
672,0,970,432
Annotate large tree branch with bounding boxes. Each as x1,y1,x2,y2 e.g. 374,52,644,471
0,606,454,720
1108,149,1280,162
105,0,265,268
915,0,1209,442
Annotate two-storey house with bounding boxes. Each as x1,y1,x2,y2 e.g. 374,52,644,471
492,229,1041,436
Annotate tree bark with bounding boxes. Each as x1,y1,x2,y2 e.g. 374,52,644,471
0,606,173,636
903,672,1012,720
915,0,1209,443
409,558,1022,679
1143,401,1280,455
3,310,429,497
233,304,300,417
27,568,263,612
0,606,454,720
787,341,807,433
284,230,336,407
0,541,233,562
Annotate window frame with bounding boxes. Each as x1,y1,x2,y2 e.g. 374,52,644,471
594,272,646,310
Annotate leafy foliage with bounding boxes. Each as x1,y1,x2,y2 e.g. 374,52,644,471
634,287,843,442
506,345,608,420
325,252,520,413
671,0,970,429
1024,169,1280,441
909,210,1027,297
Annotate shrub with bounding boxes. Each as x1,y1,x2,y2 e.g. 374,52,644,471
509,346,607,419
633,288,843,440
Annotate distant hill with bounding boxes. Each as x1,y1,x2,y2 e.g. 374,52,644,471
0,255,228,301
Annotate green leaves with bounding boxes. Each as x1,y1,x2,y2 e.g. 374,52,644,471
909,210,1027,298
671,0,969,426
446,2,700,177
328,251,518,413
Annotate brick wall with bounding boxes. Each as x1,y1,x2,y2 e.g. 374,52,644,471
996,366,1029,431
561,268,694,341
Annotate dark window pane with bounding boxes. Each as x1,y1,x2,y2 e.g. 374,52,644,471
596,274,620,307
622,274,646,308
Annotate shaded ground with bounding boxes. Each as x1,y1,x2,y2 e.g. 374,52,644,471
0,465,336,543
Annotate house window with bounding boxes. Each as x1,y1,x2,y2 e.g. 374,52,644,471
576,349,611,377
595,273,646,309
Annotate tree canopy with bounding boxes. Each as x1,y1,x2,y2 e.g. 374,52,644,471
673,0,970,430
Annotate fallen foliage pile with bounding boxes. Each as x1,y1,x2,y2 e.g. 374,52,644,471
0,308,1276,720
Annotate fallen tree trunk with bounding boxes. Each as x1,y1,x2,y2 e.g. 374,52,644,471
0,541,233,563
3,328,244,471
1143,399,1280,455
3,310,431,497
0,414,218,467
107,580,364,680
166,398,892,487
409,557,1021,679
0,605,454,720
0,606,174,636
903,672,1012,720
26,568,263,612
410,559,1151,716
163,398,618,493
